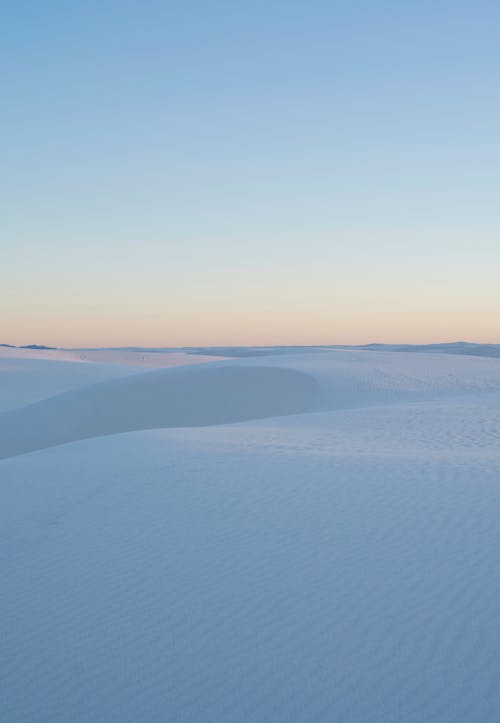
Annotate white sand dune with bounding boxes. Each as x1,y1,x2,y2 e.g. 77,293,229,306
2,348,500,722
3,348,500,460
0,364,318,459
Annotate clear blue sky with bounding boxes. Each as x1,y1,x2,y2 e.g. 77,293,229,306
2,0,499,346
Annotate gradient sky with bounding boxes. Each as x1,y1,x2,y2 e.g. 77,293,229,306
2,0,499,347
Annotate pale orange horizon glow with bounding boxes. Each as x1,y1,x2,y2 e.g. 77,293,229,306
4,254,499,347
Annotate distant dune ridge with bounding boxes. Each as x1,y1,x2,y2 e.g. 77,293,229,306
2,340,500,358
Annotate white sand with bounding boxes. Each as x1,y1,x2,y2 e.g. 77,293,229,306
1,347,500,721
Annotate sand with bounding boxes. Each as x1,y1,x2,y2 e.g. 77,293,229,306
1,346,500,721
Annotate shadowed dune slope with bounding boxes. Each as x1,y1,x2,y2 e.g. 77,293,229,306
0,364,319,459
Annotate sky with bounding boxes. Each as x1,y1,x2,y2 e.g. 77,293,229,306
2,0,499,347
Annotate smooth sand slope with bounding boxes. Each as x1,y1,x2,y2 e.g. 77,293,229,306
0,365,319,459
2,347,500,722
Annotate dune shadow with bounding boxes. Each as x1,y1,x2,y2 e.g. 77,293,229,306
0,365,319,459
